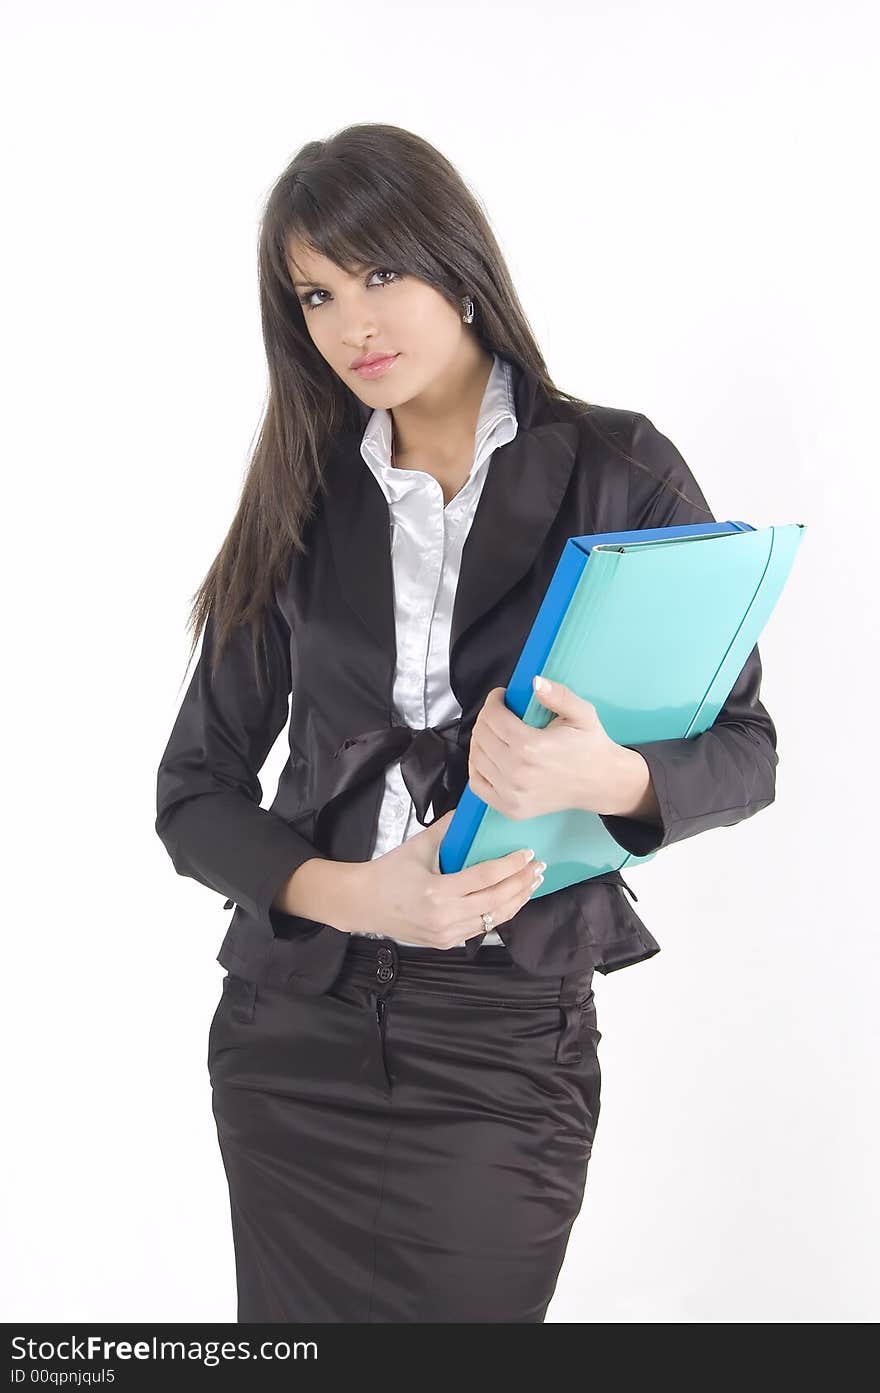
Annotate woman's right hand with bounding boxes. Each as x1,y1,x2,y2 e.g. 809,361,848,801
350,810,546,947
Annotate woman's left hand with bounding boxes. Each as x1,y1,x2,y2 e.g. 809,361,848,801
467,678,626,820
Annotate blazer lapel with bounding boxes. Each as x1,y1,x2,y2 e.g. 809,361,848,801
449,420,577,680
322,356,579,687
323,430,397,657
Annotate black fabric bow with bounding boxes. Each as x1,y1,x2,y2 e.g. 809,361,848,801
314,715,467,844
312,716,489,957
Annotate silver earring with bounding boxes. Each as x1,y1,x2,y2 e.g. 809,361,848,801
461,294,474,324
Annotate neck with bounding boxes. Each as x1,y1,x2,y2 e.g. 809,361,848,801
390,339,495,466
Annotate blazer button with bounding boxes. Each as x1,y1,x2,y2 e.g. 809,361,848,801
376,947,393,964
376,965,395,983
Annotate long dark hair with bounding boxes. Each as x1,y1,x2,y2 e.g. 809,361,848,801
184,122,709,687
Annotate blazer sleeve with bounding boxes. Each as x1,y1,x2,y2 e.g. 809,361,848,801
154,592,322,933
598,412,779,857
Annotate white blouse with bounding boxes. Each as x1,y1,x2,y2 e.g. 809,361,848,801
351,352,519,947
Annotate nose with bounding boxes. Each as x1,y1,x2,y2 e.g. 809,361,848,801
341,324,380,353
339,305,382,349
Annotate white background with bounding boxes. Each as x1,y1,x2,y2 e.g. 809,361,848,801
3,0,877,1324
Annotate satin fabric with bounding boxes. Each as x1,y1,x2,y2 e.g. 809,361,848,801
208,937,600,1323
313,715,466,855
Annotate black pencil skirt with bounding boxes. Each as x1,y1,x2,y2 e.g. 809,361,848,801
207,935,602,1323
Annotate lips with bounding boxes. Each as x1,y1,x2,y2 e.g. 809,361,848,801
352,353,396,369
352,354,399,379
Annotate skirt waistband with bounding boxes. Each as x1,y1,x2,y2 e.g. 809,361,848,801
340,934,593,1008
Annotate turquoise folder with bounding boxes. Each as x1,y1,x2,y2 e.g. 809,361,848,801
438,521,805,895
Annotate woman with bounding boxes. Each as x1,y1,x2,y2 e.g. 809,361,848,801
155,123,778,1323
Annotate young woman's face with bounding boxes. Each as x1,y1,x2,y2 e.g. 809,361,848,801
285,241,467,405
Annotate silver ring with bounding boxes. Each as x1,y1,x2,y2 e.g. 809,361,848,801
480,911,494,931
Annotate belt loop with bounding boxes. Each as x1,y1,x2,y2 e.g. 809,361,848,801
555,971,584,1064
228,976,258,1025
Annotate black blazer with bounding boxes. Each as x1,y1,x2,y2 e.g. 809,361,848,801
155,356,778,994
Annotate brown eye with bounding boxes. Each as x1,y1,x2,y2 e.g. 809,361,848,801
298,268,401,312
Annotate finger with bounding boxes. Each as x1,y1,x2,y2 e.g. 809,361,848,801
468,764,502,806
450,847,536,895
454,861,544,937
479,685,527,741
458,855,543,917
471,723,511,774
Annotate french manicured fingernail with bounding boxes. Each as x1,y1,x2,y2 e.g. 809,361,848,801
531,873,545,889
522,849,535,864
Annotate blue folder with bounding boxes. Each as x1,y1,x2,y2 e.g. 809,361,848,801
439,521,805,895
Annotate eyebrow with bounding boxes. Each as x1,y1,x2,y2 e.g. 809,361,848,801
291,262,370,289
